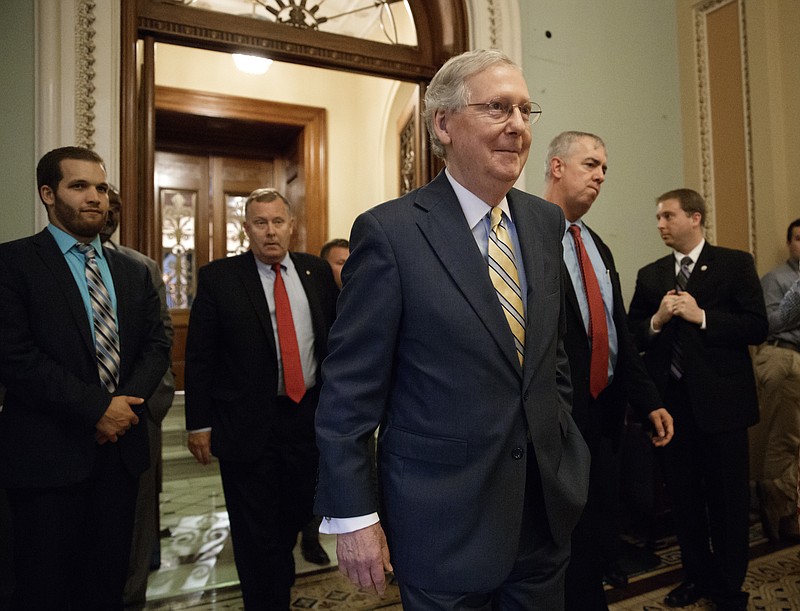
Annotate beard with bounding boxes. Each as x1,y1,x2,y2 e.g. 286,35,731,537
52,195,107,240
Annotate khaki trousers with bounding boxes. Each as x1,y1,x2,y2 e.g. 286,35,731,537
750,343,800,515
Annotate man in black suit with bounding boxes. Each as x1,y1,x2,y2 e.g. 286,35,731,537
543,131,673,610
184,187,338,610
628,188,767,610
314,49,590,610
0,146,171,610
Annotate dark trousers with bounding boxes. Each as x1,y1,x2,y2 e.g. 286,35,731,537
662,380,750,608
398,447,570,611
7,443,139,611
565,419,619,611
123,418,163,608
219,391,319,611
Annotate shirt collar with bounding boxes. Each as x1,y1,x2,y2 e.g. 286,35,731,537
444,168,511,231
253,251,295,274
673,238,705,265
47,224,105,259
564,218,587,238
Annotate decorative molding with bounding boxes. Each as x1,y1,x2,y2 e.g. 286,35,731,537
487,0,500,49
693,0,755,254
137,17,428,77
75,0,97,149
466,1,521,60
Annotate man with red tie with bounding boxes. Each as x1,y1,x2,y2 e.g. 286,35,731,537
184,188,338,610
543,131,673,610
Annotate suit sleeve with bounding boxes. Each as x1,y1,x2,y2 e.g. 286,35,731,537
315,210,402,518
184,264,222,431
627,267,661,352
143,256,175,422
704,252,767,346
114,258,172,406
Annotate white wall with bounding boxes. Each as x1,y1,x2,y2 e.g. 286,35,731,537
520,0,683,304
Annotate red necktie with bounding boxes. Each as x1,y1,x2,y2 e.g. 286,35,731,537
272,263,306,403
568,225,609,398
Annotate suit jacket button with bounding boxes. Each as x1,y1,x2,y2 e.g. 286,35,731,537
523,392,530,401
512,447,524,460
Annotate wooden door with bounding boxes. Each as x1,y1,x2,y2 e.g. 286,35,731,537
157,152,281,389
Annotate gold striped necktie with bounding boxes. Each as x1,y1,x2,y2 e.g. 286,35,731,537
488,206,525,366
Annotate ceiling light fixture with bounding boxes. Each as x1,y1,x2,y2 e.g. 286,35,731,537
232,53,273,75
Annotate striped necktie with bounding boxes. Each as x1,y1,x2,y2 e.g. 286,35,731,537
670,256,692,380
77,243,120,392
488,206,525,366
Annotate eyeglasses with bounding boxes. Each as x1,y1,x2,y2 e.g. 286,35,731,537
464,100,542,124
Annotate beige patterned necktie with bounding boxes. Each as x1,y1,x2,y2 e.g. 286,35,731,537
488,206,525,366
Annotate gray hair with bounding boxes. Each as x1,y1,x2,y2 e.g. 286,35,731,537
423,49,521,159
244,187,292,216
544,131,606,178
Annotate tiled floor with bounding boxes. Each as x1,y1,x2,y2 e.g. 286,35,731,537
147,470,338,605
150,399,800,609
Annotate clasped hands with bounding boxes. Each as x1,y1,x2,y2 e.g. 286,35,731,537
95,395,143,444
653,289,704,330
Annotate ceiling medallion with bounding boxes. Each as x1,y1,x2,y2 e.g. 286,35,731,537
255,0,403,34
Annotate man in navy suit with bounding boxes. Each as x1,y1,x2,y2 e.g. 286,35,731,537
543,131,673,610
628,188,767,610
184,188,338,610
0,146,171,610
314,50,590,610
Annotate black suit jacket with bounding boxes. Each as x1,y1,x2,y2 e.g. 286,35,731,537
184,250,338,463
563,224,661,445
315,172,590,591
0,229,171,488
628,243,767,432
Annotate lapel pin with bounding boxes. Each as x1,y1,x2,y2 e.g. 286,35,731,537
306,270,311,276
700,265,707,271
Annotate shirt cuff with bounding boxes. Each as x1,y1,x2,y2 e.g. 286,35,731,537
187,427,212,433
649,316,661,334
319,513,380,534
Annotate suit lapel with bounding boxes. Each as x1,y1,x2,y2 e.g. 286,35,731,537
236,252,279,358
33,230,95,357
510,192,557,388
686,243,713,294
413,173,521,372
658,254,676,295
104,248,128,365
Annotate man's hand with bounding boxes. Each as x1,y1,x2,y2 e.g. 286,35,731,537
671,290,704,325
648,408,674,447
336,522,393,596
652,290,678,331
95,395,143,444
187,431,213,465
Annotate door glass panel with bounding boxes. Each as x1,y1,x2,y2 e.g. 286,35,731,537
226,194,250,256
162,188,198,309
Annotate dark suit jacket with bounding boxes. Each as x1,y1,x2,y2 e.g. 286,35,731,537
563,224,661,445
113,242,175,425
314,171,590,592
628,243,767,432
0,229,171,488
184,250,338,463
